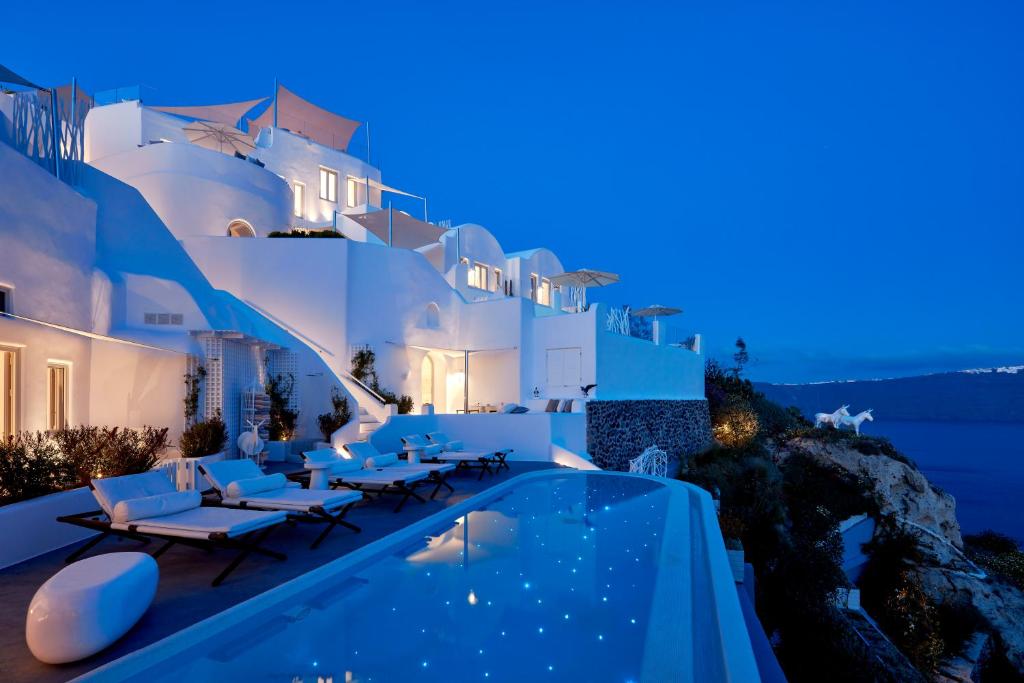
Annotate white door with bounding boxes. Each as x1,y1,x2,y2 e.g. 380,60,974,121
545,347,582,392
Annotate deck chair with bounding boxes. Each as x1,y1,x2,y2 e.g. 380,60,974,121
344,441,456,499
199,459,363,549
300,448,430,513
57,471,288,586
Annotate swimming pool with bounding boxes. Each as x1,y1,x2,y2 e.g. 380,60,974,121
78,471,759,682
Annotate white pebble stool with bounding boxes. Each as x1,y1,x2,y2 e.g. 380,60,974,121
26,552,158,664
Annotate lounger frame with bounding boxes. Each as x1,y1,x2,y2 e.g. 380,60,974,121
197,464,362,549
56,506,286,587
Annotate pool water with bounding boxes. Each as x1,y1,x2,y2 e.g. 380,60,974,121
87,473,734,682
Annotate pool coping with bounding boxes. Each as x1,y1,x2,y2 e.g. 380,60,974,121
74,470,760,682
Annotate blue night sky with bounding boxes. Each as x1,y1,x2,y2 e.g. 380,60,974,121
6,1,1022,382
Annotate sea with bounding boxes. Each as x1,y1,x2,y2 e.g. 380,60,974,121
858,420,1024,545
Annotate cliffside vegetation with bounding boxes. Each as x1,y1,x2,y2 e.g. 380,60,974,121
683,340,1008,681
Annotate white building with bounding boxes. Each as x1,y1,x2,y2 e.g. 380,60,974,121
1,80,705,464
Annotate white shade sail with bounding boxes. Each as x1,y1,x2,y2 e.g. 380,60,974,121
247,84,362,152
346,209,447,250
151,98,268,126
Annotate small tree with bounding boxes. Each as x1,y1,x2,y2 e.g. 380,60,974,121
732,337,749,378
178,412,228,458
317,387,353,442
266,373,299,441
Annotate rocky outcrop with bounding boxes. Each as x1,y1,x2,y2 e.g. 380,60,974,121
782,437,1024,676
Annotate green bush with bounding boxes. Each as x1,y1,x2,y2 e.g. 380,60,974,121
1,427,169,505
317,387,353,441
178,415,228,458
0,433,74,504
964,530,1019,554
965,531,1024,589
350,348,414,414
267,229,344,238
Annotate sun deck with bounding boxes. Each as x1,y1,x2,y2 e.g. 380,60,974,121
0,461,561,683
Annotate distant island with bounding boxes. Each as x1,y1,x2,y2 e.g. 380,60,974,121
757,366,1024,423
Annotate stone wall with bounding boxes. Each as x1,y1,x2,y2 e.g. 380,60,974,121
586,399,712,472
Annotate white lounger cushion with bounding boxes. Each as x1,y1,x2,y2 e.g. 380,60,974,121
92,471,177,516
329,458,364,474
202,459,263,492
365,452,398,468
112,490,201,523
427,432,464,451
226,473,287,498
399,435,444,456
228,488,362,512
110,506,286,538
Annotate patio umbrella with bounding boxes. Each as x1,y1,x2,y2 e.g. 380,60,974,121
183,120,256,156
632,304,682,319
632,305,682,343
549,269,620,312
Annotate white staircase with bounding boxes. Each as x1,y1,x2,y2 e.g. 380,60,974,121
358,407,382,441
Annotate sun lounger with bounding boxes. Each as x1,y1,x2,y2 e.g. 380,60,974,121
344,441,456,499
57,471,288,586
408,433,513,479
301,448,431,513
199,459,363,549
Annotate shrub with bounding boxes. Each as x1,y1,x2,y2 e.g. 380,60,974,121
965,531,1024,589
183,364,206,424
350,348,413,414
266,373,299,441
0,433,74,504
53,426,169,483
964,530,1019,554
317,387,353,441
267,229,344,238
178,414,228,458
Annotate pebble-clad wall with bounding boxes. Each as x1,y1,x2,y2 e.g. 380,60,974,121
586,399,712,472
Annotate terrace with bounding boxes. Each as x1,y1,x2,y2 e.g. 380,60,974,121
0,461,560,683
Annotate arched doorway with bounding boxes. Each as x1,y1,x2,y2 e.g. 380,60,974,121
227,220,256,237
421,354,435,410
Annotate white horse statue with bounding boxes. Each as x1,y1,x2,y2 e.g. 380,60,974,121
814,405,850,429
839,409,874,435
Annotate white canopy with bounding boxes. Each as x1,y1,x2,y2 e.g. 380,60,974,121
151,98,268,126
248,84,362,152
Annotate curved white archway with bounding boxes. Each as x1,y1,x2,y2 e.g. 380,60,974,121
227,219,256,238
421,354,435,409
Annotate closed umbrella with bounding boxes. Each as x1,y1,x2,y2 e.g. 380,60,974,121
183,120,256,156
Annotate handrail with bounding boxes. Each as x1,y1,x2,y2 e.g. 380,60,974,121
338,370,387,405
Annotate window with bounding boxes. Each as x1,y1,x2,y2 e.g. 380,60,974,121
469,262,489,290
47,364,68,431
492,268,502,293
227,220,255,237
346,177,360,208
319,167,338,202
0,285,11,314
530,273,539,302
539,277,552,306
292,182,305,218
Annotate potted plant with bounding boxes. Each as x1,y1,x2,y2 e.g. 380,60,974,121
316,387,352,449
177,413,228,490
265,373,298,462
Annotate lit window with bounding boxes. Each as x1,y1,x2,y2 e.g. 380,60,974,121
293,182,304,218
538,278,552,306
493,268,502,293
469,262,489,290
347,177,359,208
319,167,338,202
47,364,68,431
